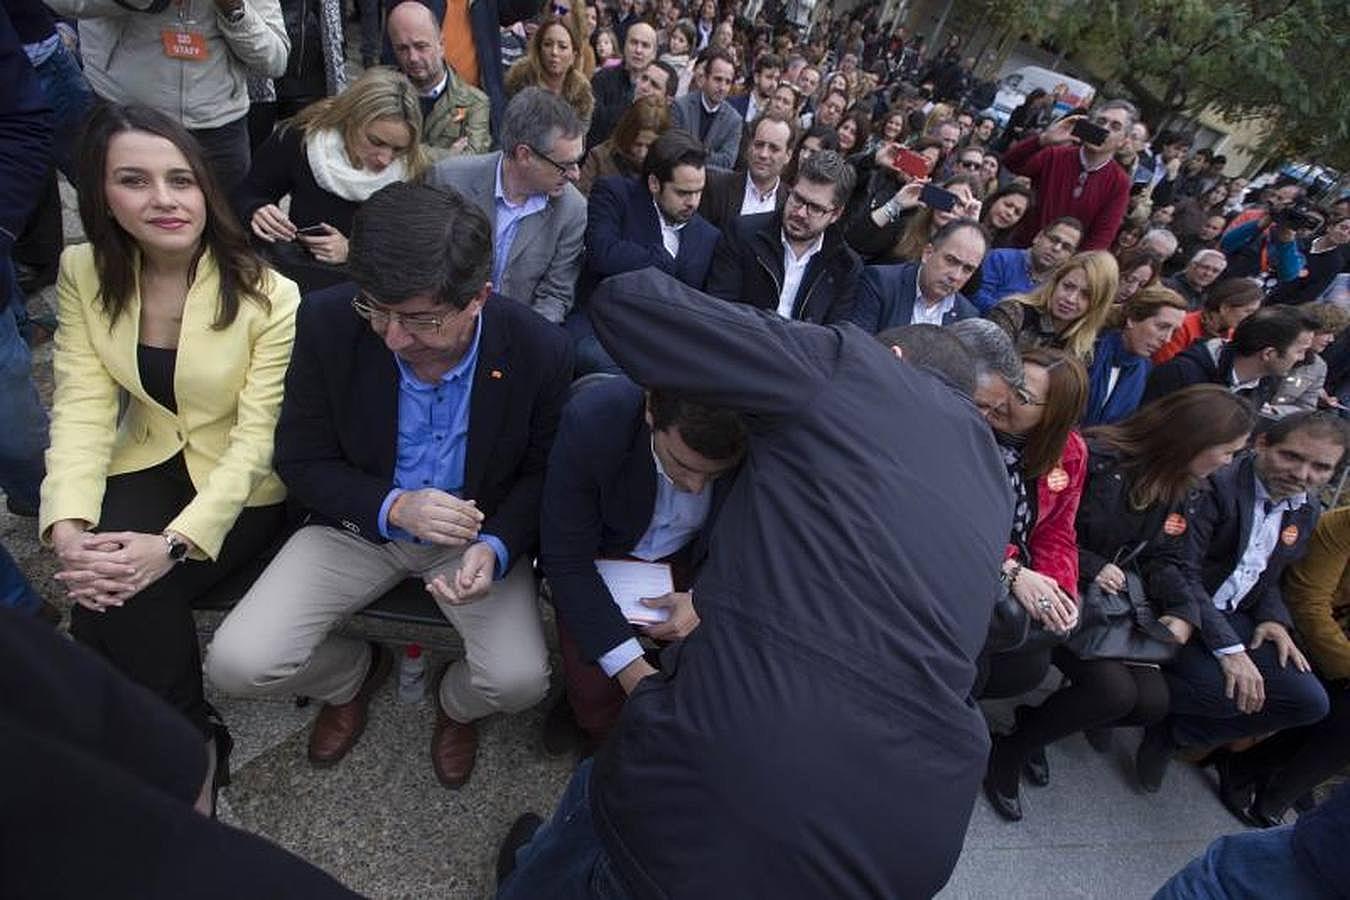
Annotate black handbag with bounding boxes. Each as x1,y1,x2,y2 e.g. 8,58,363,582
1065,543,1181,665
986,585,1071,656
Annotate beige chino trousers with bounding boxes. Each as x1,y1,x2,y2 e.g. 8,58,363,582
204,526,549,722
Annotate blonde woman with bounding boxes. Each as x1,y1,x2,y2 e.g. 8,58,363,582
505,16,595,125
988,251,1120,361
237,67,427,293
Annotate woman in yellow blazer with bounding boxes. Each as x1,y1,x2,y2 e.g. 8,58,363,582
39,104,299,814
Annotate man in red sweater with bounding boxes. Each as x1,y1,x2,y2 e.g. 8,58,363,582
1002,99,1136,251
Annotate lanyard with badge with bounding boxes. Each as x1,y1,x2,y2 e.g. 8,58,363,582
161,0,210,62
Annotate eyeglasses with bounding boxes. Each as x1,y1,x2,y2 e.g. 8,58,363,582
528,144,582,176
785,190,836,218
351,295,453,333
957,158,982,170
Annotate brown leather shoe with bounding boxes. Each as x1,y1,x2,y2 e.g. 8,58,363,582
307,643,393,767
431,708,478,788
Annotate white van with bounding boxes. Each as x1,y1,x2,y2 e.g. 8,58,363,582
984,66,1098,128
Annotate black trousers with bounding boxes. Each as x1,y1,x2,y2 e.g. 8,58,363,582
976,644,1054,700
69,456,283,737
188,115,252,193
1011,648,1169,748
1227,678,1350,815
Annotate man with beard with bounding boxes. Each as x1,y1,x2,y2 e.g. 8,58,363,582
848,219,989,332
706,149,862,323
570,129,722,374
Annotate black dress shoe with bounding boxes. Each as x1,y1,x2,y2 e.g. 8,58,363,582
1136,722,1175,793
496,812,543,886
983,735,1024,822
1214,752,1257,826
1022,745,1050,787
1084,727,1113,753
541,695,585,758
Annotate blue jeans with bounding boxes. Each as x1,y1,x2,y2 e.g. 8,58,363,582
0,268,48,512
0,541,41,614
1152,826,1333,899
497,758,633,900
32,41,93,181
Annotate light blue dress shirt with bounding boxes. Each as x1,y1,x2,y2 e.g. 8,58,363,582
376,316,508,577
491,157,547,293
598,438,714,677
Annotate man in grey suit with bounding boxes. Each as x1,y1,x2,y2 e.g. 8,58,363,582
670,47,743,170
425,87,587,324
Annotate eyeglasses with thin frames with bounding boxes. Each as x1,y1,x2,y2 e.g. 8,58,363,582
785,190,836,218
351,294,454,333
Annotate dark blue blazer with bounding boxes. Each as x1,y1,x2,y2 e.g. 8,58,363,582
586,269,1013,899
1174,453,1320,651
726,92,752,119
0,1,52,303
847,261,979,334
274,284,573,565
578,175,721,301
539,376,727,663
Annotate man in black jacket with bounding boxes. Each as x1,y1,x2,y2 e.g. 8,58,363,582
587,22,657,148
206,183,572,789
498,269,1013,899
1137,412,1349,791
1141,305,1314,410
540,377,743,746
698,112,792,233
705,150,862,323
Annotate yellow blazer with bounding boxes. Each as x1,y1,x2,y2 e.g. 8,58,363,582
39,244,300,560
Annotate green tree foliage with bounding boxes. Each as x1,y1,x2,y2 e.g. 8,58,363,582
974,0,1349,168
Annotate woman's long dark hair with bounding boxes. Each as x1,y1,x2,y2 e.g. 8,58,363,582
1020,348,1088,479
74,103,270,330
1085,385,1256,509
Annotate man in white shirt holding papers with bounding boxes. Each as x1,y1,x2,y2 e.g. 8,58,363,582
538,377,745,749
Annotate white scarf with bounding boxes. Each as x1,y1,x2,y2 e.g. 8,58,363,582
305,127,408,202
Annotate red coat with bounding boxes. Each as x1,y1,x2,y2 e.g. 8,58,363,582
1004,430,1087,602
1003,137,1131,251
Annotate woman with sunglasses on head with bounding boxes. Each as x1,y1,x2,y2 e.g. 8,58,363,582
237,67,428,294
505,16,595,125
988,250,1119,362
41,104,300,817
984,386,1255,819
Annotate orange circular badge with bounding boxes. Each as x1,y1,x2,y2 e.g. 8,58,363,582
1046,467,1069,492
1281,525,1300,546
1163,513,1187,536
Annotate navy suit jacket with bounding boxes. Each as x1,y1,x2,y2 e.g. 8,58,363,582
1174,453,1320,651
539,376,727,662
847,261,979,333
726,93,751,119
273,284,573,566
577,175,721,302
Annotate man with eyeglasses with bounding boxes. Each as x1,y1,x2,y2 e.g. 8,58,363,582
699,112,793,232
945,145,985,180
426,86,586,324
205,181,572,790
706,150,863,324
849,219,988,333
969,216,1084,313
569,129,723,374
1002,98,1136,251
1165,248,1229,310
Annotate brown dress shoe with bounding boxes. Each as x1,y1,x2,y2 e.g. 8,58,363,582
308,643,393,767
431,708,478,788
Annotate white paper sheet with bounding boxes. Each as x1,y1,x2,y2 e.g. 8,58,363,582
596,559,674,625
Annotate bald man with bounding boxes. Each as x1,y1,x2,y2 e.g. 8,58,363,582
587,21,657,147
386,1,490,156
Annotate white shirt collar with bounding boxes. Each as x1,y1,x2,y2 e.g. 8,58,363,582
781,229,824,263
423,67,450,100
701,94,722,115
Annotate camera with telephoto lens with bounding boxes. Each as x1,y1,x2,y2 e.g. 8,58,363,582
1271,201,1323,232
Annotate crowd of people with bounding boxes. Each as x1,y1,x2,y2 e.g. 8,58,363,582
3,0,1350,896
